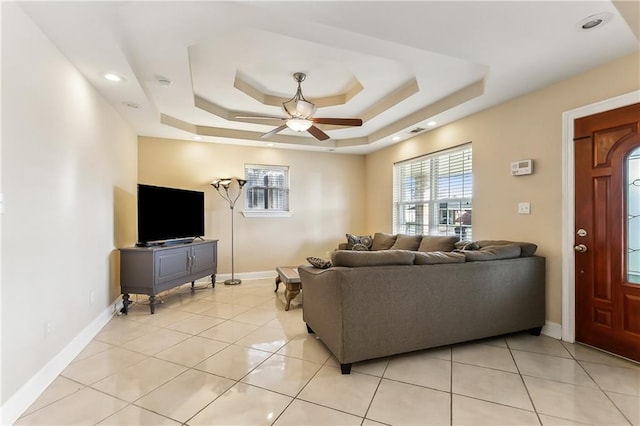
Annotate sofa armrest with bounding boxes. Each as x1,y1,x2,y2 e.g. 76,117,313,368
299,265,348,360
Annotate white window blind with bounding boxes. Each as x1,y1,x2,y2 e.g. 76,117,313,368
393,144,472,240
244,164,289,213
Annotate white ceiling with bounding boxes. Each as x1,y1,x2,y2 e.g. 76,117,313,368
18,1,639,154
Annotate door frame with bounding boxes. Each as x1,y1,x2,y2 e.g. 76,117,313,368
561,90,640,343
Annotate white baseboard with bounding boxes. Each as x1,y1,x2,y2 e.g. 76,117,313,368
542,320,562,340
0,299,119,425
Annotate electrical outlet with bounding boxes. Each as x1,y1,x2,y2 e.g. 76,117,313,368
44,321,52,338
89,290,95,305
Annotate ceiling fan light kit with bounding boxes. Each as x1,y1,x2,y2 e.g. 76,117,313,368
243,72,363,141
286,118,313,132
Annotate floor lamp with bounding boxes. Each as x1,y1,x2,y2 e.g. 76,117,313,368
211,177,247,285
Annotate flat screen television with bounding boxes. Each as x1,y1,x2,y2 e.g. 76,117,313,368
137,184,205,246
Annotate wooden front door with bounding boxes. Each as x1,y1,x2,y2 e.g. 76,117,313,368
574,103,640,361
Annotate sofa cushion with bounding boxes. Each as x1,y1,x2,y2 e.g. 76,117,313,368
390,234,422,251
371,232,397,251
475,240,537,257
307,256,332,269
414,251,466,265
346,233,373,250
455,240,479,251
331,250,415,267
418,235,459,252
462,244,521,261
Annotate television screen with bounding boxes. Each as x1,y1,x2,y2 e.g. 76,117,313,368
137,184,205,245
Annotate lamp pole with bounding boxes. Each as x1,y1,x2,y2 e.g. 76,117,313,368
211,178,247,285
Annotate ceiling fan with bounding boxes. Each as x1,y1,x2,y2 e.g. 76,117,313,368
236,72,363,141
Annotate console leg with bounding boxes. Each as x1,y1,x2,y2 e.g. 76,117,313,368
306,324,314,334
529,326,542,336
191,281,195,292
275,275,281,292
120,293,130,315
149,295,156,314
340,363,352,375
211,274,216,288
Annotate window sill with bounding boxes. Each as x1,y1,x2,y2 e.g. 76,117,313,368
241,210,292,218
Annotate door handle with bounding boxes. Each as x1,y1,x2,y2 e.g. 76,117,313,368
574,244,588,253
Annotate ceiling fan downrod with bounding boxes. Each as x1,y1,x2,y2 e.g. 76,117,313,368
282,72,315,119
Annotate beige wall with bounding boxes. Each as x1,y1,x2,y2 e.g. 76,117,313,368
138,138,366,274
1,3,138,408
366,52,640,324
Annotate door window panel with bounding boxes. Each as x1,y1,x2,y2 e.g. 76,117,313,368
628,146,640,284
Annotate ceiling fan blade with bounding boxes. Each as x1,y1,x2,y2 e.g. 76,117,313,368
235,115,287,121
260,124,288,139
307,125,330,141
311,118,363,127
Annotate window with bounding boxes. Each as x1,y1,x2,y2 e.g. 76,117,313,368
627,147,640,284
243,164,291,217
393,144,472,240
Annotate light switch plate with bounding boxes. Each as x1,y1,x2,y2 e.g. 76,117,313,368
518,202,531,214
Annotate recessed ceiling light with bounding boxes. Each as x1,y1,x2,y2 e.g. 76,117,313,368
266,143,275,147
104,73,124,82
427,121,437,127
578,12,612,31
582,19,603,29
193,136,202,140
392,136,402,142
121,101,140,109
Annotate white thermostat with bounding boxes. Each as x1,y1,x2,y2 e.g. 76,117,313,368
511,159,533,176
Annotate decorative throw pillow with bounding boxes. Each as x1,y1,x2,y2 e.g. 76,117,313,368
306,256,332,269
346,233,373,250
371,232,397,251
455,240,479,251
352,243,370,251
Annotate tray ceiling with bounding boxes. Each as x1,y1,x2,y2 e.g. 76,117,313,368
17,1,639,154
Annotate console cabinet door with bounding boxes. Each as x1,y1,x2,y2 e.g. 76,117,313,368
154,246,191,285
191,241,217,276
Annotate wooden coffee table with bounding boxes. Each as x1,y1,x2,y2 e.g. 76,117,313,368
275,266,301,311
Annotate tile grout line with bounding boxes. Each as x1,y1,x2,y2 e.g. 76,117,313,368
573,358,635,426
505,338,543,426
449,345,453,426
359,358,390,425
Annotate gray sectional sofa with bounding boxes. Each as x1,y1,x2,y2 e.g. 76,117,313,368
299,234,546,374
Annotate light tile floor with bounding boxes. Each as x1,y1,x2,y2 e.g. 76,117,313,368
17,278,640,426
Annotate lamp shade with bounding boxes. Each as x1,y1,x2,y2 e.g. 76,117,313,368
286,119,313,132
